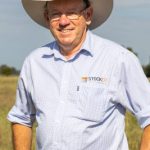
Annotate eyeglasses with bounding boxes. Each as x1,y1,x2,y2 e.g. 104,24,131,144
48,7,87,22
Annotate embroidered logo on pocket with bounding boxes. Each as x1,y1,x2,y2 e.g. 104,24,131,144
81,76,107,84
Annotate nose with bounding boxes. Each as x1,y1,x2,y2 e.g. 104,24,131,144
59,14,70,26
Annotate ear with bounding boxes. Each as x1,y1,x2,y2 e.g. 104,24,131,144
85,6,93,26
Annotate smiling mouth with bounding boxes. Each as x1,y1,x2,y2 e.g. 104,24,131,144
59,29,74,33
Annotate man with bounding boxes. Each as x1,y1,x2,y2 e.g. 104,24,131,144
8,0,150,149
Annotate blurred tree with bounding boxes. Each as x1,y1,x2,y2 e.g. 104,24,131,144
143,64,150,77
127,47,138,56
0,65,19,76
125,47,150,77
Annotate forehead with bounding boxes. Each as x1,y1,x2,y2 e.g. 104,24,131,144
47,0,84,11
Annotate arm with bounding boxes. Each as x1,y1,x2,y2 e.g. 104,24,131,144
119,52,150,149
140,125,150,150
12,123,32,150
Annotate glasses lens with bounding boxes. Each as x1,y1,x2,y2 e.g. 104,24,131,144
50,7,86,22
67,13,79,20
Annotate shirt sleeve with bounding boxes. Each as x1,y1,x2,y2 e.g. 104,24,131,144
7,59,36,127
119,51,150,128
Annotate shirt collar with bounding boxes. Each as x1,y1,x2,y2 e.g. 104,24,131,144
80,30,94,56
43,30,95,61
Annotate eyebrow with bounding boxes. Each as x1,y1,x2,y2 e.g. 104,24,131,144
49,8,82,13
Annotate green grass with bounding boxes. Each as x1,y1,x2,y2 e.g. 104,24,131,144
0,76,145,150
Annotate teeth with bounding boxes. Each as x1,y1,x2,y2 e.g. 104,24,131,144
61,29,71,33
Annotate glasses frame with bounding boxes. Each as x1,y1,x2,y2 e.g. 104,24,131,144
48,6,88,23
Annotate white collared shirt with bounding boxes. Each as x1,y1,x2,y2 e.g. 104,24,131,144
8,30,150,150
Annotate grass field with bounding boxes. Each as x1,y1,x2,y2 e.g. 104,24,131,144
0,76,147,150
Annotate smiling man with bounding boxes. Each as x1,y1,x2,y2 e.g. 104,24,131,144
7,0,150,150
44,0,92,58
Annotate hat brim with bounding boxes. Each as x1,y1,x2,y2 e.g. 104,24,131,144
22,0,113,30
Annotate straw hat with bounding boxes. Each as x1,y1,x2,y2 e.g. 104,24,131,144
22,0,113,30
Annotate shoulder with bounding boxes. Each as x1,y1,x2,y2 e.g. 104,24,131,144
95,35,137,60
22,41,56,65
27,41,55,59
91,32,142,74
20,41,56,73
91,32,137,61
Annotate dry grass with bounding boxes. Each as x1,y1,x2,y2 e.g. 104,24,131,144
0,76,144,149
0,76,36,150
125,112,142,149
0,76,17,150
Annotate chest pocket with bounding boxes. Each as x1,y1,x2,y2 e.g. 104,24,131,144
68,83,108,122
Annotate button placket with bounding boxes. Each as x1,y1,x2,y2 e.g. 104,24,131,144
52,62,71,147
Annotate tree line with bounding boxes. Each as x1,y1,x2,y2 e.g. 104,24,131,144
0,63,150,77
127,47,150,77
0,65,20,76
143,65,150,77
0,47,150,77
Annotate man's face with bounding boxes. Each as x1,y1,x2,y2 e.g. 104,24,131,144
45,0,93,50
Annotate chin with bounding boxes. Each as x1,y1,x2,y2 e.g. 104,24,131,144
59,39,74,46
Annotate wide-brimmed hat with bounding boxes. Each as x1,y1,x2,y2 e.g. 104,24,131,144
22,0,113,30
